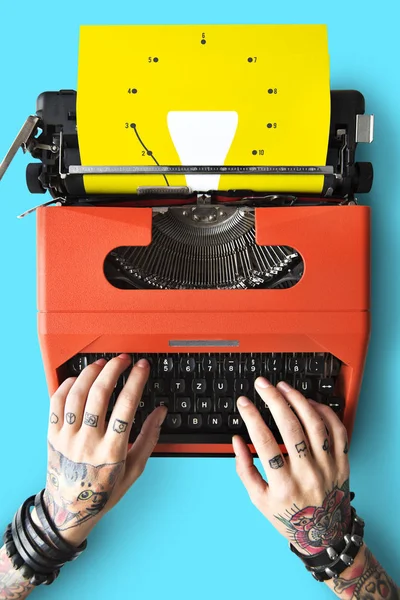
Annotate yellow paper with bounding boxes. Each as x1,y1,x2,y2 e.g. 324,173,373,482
77,25,330,194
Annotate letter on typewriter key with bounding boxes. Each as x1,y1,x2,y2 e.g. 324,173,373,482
176,397,191,412
228,415,243,430
307,356,325,374
214,379,228,393
171,379,185,393
287,357,305,373
192,379,207,394
154,397,169,408
217,397,234,413
245,356,260,373
150,379,165,393
267,356,283,372
208,414,223,429
159,357,174,373
202,356,217,373
295,378,312,394
166,414,182,429
180,357,196,373
234,379,249,394
188,414,203,429
224,357,239,373
196,398,212,413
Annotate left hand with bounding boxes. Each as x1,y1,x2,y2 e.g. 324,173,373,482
35,354,166,546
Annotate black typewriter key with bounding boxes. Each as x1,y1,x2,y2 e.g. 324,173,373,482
197,397,212,413
192,379,207,394
69,355,88,374
307,356,325,374
318,378,335,395
188,414,203,429
331,357,341,377
234,379,249,394
224,357,239,374
228,415,243,429
176,397,191,412
171,379,185,393
166,414,182,429
139,396,150,410
202,356,217,373
154,397,169,408
208,414,223,429
150,379,165,394
266,356,283,373
295,378,313,395
245,356,260,374
287,357,305,374
327,397,344,415
159,357,173,373
217,397,234,413
180,357,196,373
214,379,228,394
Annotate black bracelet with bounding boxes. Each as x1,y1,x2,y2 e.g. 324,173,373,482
34,491,87,560
290,506,365,581
3,491,88,587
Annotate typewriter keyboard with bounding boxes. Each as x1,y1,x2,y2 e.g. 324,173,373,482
64,352,343,447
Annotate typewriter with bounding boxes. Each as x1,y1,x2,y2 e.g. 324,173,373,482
0,88,373,457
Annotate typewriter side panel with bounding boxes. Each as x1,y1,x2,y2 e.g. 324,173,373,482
36,205,370,313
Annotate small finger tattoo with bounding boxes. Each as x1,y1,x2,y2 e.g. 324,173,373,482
295,440,307,457
50,413,59,424
322,438,330,453
65,412,76,425
84,412,99,428
113,419,128,434
344,441,349,454
269,455,284,469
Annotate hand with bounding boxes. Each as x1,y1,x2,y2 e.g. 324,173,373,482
39,354,166,546
233,379,351,555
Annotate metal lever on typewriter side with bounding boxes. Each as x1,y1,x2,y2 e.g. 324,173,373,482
0,116,42,182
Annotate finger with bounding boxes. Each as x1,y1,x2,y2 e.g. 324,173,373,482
122,407,167,488
276,382,333,463
232,435,268,506
308,400,349,473
63,358,108,430
236,396,288,479
105,358,150,448
83,354,132,434
49,377,76,431
254,378,311,462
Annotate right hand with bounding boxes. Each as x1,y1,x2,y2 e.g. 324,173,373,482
233,378,351,556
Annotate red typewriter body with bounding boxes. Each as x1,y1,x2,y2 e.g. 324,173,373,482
37,203,370,456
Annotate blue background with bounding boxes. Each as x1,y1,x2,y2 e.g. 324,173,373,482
0,2,399,598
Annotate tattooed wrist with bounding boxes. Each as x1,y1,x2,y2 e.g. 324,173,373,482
275,479,351,554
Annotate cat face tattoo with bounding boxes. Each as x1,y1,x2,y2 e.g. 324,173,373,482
45,442,124,531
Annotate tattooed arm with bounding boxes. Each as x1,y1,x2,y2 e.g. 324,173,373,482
233,379,399,600
0,355,166,598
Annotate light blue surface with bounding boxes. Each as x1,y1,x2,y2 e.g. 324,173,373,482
0,2,399,598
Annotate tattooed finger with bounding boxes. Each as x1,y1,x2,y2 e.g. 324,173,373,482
308,400,349,471
48,376,76,431
276,381,333,462
63,358,108,430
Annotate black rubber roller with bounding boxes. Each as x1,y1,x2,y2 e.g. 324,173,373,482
355,162,374,193
26,163,46,194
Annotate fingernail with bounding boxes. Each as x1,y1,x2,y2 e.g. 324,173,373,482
135,358,149,368
308,399,318,404
277,381,291,392
237,396,251,407
95,358,107,365
255,377,271,389
118,353,131,360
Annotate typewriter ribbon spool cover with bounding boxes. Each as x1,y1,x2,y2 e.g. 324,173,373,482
77,24,331,195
